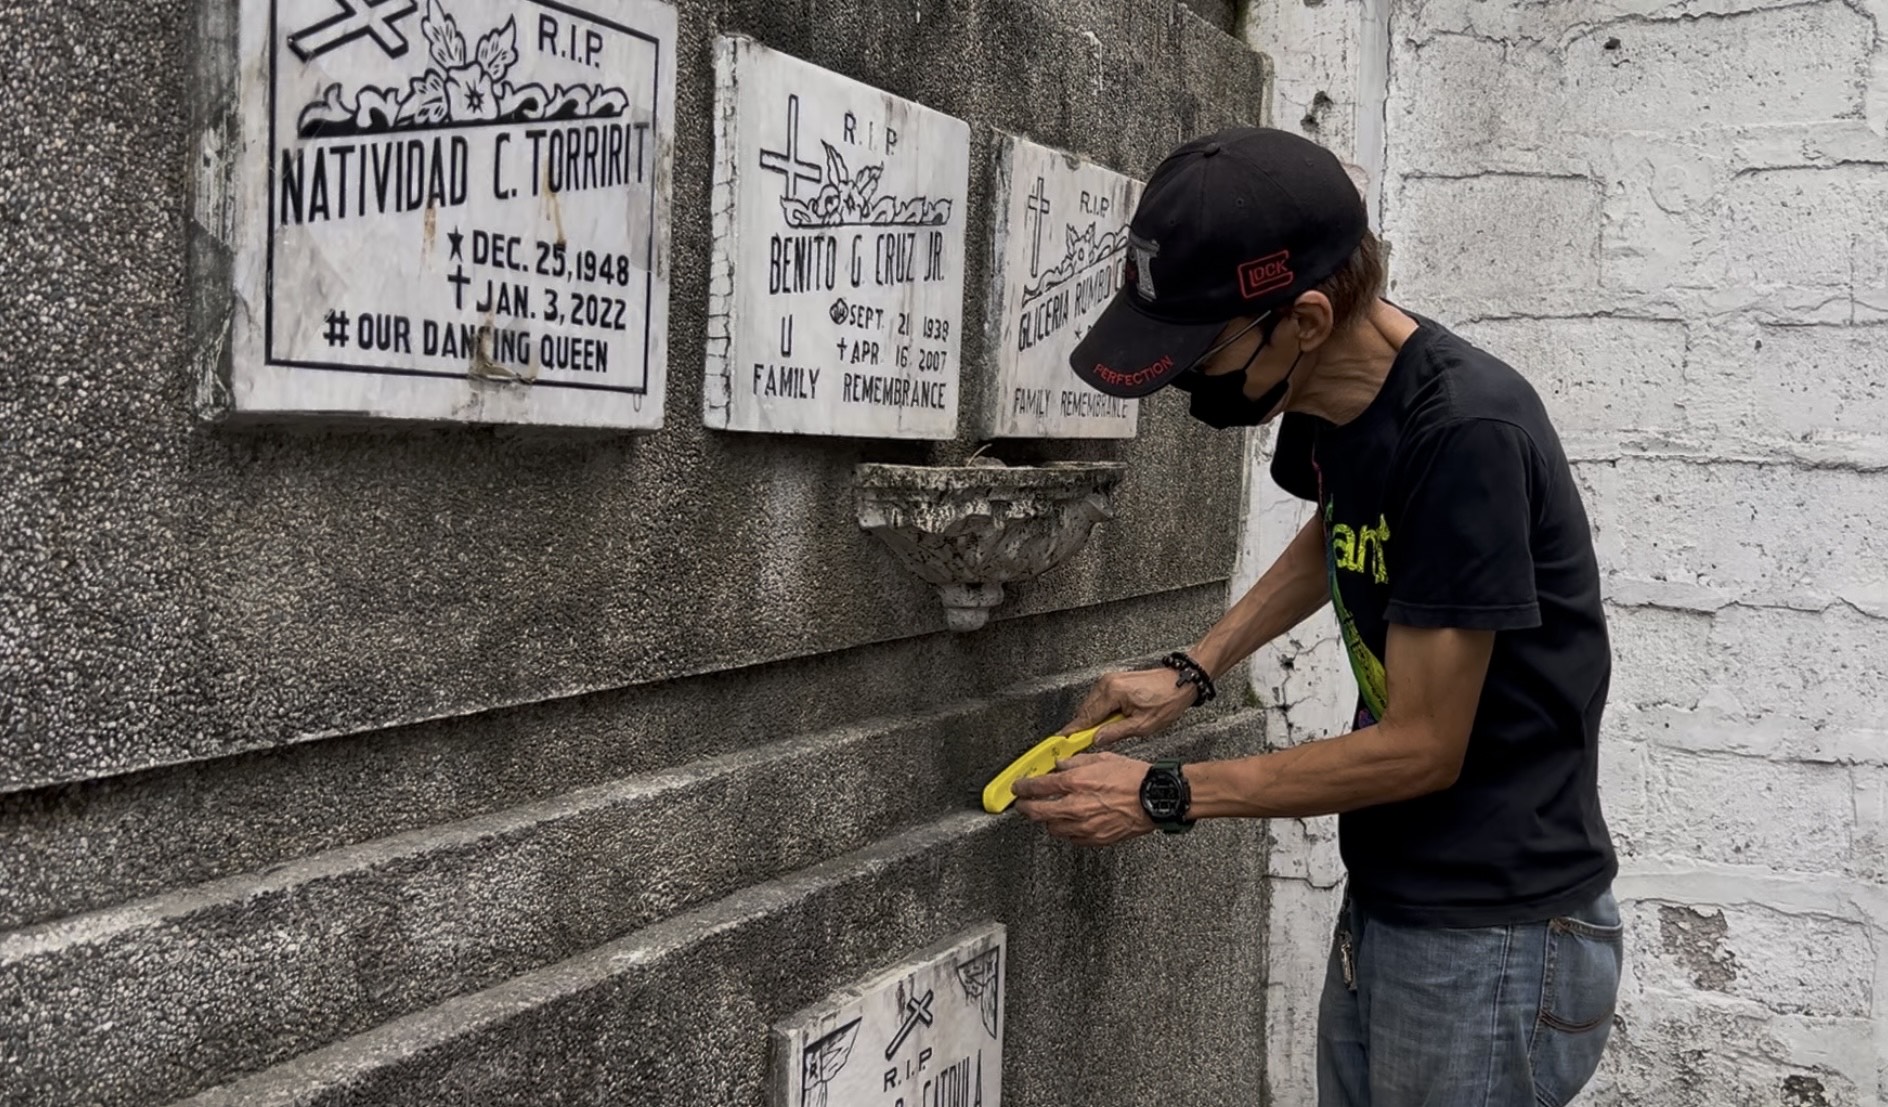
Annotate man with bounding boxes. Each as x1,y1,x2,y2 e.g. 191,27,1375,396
1011,126,1624,1107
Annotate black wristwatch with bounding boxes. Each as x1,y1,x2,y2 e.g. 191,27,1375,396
1139,760,1194,835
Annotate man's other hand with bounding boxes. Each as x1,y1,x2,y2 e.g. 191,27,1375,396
1013,753,1153,847
1063,669,1195,748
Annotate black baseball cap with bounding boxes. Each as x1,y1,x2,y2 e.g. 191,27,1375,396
1071,126,1369,398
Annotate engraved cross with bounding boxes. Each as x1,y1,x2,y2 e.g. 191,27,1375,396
287,0,420,62
1024,176,1053,277
883,989,934,1061
757,94,823,200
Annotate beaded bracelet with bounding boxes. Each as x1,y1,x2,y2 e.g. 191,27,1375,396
1161,651,1218,707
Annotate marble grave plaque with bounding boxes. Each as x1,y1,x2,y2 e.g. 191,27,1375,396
706,37,971,439
982,134,1143,439
773,924,1004,1107
208,0,677,428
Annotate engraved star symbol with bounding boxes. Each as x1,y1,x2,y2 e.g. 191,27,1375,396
448,228,464,260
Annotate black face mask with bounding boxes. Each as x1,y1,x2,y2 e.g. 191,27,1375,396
1174,323,1303,429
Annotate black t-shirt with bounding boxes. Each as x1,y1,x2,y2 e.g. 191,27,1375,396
1270,313,1617,927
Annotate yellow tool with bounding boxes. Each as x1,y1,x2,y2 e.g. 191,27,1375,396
981,715,1124,814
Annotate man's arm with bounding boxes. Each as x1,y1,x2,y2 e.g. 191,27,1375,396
1014,622,1494,846
1062,512,1331,746
1189,511,1332,680
1187,622,1494,818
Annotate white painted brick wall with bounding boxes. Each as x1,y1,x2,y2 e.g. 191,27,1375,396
1453,317,1690,435
1243,0,1888,1101
1690,323,1888,440
1393,175,1607,316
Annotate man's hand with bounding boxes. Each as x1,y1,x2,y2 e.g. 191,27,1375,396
1062,669,1195,748
1012,752,1153,847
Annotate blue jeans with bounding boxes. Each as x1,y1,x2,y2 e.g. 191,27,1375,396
1316,886,1624,1107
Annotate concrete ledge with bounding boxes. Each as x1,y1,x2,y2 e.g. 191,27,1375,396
0,584,1231,930
176,711,1269,1107
1,674,1245,1106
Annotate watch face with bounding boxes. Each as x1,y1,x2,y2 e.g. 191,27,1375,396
1142,770,1185,820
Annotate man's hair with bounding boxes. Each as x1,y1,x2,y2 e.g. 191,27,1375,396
1310,229,1386,333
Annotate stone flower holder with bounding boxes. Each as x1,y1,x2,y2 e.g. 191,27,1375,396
854,459,1127,632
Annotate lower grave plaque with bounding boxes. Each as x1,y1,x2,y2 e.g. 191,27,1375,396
205,0,677,428
982,134,1143,439
706,36,971,439
773,924,1005,1107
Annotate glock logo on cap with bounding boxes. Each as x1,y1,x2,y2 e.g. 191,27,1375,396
1238,250,1294,299
1127,234,1161,301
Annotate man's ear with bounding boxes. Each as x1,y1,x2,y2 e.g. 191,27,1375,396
1291,292,1337,352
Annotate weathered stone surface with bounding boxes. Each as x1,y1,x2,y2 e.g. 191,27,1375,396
1595,737,1649,859
1850,766,1888,886
1178,0,1239,32
0,0,1264,793
854,460,1124,630
172,714,1270,1107
1385,34,1568,178
3,5,1270,1107
1390,6,1871,178
1598,601,1888,743
1260,873,1342,1107
1707,166,1888,297
0,585,1229,931
5,672,1248,1107
1685,322,1888,442
1558,6,1870,135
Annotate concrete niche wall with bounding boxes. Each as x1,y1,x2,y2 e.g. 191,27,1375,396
0,1,1277,1105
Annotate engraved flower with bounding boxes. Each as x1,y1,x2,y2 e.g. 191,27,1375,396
398,69,451,126
474,16,520,86
810,183,845,220
295,1,630,135
802,1019,861,1107
443,62,500,121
